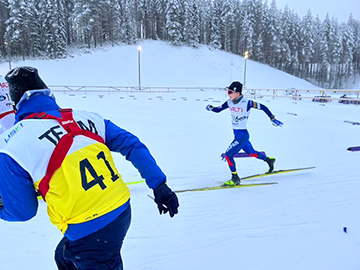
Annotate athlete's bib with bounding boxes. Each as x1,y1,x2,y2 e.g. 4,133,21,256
0,110,130,234
227,98,251,129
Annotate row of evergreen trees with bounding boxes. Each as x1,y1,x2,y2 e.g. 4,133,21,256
0,0,359,89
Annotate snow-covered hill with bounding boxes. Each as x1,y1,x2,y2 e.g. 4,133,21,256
0,40,321,90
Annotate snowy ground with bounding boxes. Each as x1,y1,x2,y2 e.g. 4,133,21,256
0,41,359,269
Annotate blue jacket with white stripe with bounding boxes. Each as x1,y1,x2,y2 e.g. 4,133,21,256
0,90,166,240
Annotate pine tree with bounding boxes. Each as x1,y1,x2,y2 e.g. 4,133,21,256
138,0,160,40
301,10,315,78
44,0,67,59
264,0,282,67
72,0,105,49
347,14,360,80
119,0,137,44
24,0,44,58
318,14,332,87
340,22,354,87
197,0,212,45
153,0,168,40
63,0,74,46
221,0,235,52
329,18,342,88
209,0,222,50
240,11,254,56
103,0,120,45
5,0,30,59
311,15,323,81
137,0,147,39
184,0,200,48
283,7,301,75
0,0,8,59
166,0,184,45
251,0,266,62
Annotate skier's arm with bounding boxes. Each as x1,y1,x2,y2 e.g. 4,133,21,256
206,101,229,113
104,119,166,189
247,101,283,126
104,120,179,218
0,154,38,221
247,100,273,117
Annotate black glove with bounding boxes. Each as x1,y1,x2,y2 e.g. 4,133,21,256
0,196,3,208
153,182,179,218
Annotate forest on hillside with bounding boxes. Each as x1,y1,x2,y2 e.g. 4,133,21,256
0,0,359,89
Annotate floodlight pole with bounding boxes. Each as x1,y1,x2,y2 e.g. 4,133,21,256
4,41,11,70
137,46,142,90
243,51,249,89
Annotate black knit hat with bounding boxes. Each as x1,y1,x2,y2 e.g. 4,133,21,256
5,66,48,105
227,81,243,93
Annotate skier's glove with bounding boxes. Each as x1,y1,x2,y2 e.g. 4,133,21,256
206,104,214,111
272,119,283,127
0,196,3,208
153,182,179,218
270,115,283,127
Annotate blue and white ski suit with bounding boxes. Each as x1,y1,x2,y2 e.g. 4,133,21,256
211,96,274,173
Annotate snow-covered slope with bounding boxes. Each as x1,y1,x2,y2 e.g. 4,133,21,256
0,40,321,90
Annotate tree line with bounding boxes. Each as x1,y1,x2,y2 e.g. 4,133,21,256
0,0,359,89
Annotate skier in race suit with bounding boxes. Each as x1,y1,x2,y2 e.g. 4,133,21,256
0,66,179,270
0,75,15,134
206,81,283,186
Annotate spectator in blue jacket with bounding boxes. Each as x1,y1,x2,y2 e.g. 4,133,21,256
0,66,179,270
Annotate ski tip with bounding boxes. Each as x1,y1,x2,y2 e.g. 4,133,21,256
125,180,145,185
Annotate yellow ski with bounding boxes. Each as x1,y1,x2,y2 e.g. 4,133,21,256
175,182,277,193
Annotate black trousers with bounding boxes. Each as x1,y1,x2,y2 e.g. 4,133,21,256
55,205,131,270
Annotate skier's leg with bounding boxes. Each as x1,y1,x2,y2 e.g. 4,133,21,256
243,141,275,172
223,130,249,173
55,237,77,270
223,139,242,173
55,205,131,270
243,140,267,160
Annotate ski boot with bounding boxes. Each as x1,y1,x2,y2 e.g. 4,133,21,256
265,157,276,173
223,172,241,186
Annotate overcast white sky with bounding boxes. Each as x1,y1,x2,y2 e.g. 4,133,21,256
274,0,360,22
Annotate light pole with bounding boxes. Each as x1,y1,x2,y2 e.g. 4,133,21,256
243,50,249,89
4,41,11,70
137,46,142,90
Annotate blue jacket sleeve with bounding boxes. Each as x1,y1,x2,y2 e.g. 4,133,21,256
0,154,38,221
247,100,274,118
212,101,229,113
104,119,166,189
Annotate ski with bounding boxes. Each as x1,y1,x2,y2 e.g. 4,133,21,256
221,151,266,158
241,166,316,180
347,146,360,152
125,180,145,185
344,120,360,125
175,182,277,193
